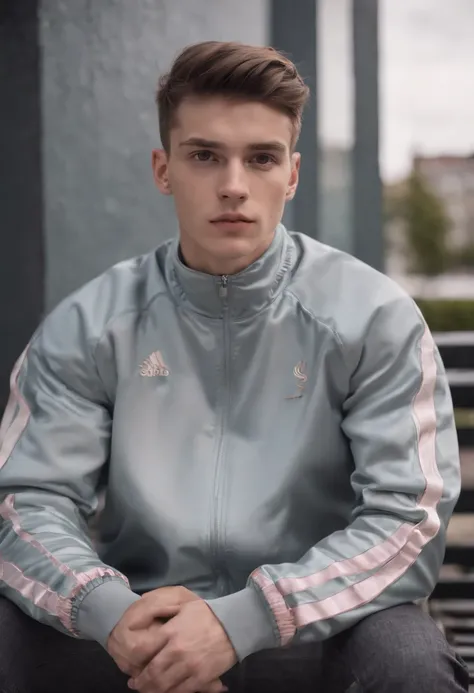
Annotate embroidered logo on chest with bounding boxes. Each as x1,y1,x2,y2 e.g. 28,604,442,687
139,351,170,377
286,361,308,399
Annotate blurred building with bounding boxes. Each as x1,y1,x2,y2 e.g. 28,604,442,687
414,154,474,250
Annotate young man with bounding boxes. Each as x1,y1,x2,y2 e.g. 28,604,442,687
0,41,468,693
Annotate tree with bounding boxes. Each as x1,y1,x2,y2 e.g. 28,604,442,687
401,168,450,276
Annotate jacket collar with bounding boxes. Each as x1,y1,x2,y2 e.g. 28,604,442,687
168,224,294,319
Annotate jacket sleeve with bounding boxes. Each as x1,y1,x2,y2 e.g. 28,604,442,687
0,301,140,647
207,295,461,661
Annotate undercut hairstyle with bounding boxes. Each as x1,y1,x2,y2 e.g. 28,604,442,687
156,41,310,152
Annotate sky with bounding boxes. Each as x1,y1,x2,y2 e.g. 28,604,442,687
318,0,474,182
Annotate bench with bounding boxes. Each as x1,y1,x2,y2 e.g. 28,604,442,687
428,332,474,682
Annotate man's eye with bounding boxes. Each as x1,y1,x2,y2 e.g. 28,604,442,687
252,153,275,166
192,151,214,162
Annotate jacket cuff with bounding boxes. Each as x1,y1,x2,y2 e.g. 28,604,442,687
74,580,141,647
205,586,279,661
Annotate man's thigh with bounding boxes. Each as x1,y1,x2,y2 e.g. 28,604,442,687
321,603,469,693
237,605,469,693
240,641,324,693
0,598,129,693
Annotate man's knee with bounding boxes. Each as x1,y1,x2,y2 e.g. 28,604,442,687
381,645,466,687
334,639,469,693
329,605,469,691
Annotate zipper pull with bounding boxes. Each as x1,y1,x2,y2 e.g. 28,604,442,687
219,275,228,299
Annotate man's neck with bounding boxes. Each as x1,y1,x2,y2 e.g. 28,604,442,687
178,234,275,277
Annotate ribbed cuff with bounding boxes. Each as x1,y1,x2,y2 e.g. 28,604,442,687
205,587,278,661
75,580,141,647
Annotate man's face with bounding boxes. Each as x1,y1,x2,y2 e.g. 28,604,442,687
152,96,300,274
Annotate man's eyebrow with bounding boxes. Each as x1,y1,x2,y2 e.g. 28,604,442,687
247,141,287,154
179,137,223,149
179,137,287,153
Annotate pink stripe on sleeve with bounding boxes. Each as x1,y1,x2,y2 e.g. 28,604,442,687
0,494,79,581
1,495,130,634
252,570,296,646
1,497,130,633
276,523,414,596
253,323,442,631
0,349,30,470
0,354,130,634
0,555,74,632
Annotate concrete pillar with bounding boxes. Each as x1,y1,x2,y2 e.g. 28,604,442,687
0,2,44,412
352,0,383,271
317,0,354,254
271,0,318,237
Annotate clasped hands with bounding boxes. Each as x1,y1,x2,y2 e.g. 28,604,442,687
107,586,237,693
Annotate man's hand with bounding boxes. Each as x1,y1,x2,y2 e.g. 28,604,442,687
107,590,185,677
129,587,201,629
107,586,229,692
128,599,237,693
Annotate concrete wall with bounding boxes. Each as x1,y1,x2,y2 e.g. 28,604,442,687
40,0,269,310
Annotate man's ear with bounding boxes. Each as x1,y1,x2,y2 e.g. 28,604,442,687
286,152,301,201
152,149,172,195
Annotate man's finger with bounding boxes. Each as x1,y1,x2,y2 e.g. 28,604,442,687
200,679,229,693
113,621,168,674
141,586,196,601
142,661,188,693
127,603,181,630
128,630,171,689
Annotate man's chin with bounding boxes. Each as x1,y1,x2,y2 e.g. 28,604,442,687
208,236,260,260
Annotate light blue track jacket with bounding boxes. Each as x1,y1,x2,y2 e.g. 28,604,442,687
0,225,461,660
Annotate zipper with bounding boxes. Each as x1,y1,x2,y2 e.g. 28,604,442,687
219,274,228,299
210,275,230,592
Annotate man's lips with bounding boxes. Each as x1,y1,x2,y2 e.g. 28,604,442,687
211,215,254,223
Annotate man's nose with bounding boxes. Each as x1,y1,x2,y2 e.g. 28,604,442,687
218,162,249,201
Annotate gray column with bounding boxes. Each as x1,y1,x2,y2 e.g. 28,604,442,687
352,0,383,271
317,0,354,255
0,2,44,412
271,0,318,238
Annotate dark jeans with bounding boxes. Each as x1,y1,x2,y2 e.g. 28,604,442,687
0,598,469,693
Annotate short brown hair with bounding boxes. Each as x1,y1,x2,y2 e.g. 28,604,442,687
156,41,310,152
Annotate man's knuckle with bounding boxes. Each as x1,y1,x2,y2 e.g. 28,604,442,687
170,641,186,657
149,658,162,677
128,639,140,657
187,656,201,676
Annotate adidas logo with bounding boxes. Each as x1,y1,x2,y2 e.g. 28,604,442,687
139,351,170,377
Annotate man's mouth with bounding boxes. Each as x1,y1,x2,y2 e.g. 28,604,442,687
211,214,254,224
